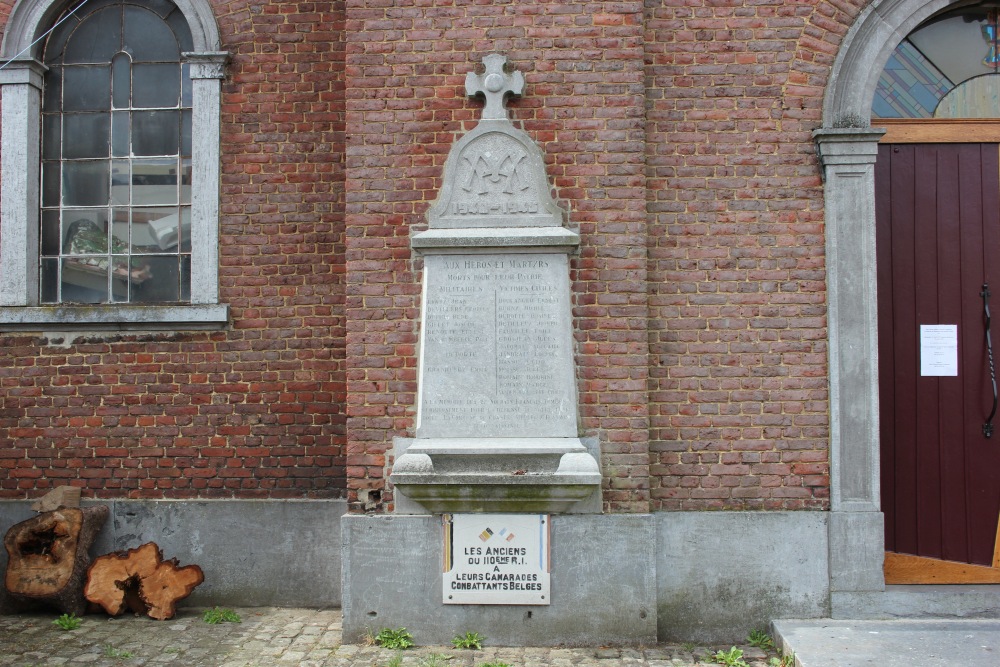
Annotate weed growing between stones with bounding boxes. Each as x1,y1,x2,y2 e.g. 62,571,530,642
452,631,484,649
712,646,748,667
103,645,134,660
52,613,81,631
202,607,242,624
748,629,775,651
374,627,414,650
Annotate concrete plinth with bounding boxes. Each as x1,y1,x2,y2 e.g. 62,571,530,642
657,512,831,642
341,513,656,646
0,499,345,612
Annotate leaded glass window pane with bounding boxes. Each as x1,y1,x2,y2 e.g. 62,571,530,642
63,161,109,206
112,111,129,157
133,63,179,107
123,6,180,61
62,113,110,159
133,111,179,156
112,54,130,109
62,67,111,111
42,115,61,160
132,158,178,205
41,210,61,256
63,8,121,64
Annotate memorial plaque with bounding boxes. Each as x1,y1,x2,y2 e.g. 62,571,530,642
417,253,577,439
443,513,550,605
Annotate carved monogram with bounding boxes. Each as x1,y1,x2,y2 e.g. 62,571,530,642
460,152,530,196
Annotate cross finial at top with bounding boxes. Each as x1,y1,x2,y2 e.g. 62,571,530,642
465,54,525,121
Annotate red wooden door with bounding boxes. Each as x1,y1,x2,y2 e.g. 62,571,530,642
876,143,1000,576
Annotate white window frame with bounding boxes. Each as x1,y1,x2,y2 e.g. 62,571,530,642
0,0,228,330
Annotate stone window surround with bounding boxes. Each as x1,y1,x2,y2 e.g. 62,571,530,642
0,0,228,330
817,0,967,603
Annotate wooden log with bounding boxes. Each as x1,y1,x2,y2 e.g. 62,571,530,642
3,505,109,615
85,542,204,620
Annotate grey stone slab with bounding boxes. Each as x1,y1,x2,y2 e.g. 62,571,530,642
832,585,1000,620
411,227,580,250
657,512,830,643
0,499,345,612
828,511,884,593
415,253,578,439
391,436,603,515
341,513,656,646
773,618,1000,667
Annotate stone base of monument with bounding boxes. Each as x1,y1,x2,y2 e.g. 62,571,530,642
391,437,602,514
341,512,657,646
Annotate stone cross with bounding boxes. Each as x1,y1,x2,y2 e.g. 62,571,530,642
465,54,525,121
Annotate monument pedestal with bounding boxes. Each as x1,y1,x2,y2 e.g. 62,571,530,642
392,437,600,513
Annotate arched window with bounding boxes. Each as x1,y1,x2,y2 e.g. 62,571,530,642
0,0,227,329
42,0,194,304
875,6,1000,118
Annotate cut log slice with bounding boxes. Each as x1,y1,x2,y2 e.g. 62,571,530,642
3,505,109,615
84,542,204,620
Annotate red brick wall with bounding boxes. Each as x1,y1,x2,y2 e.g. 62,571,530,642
344,0,651,513
0,0,877,511
0,0,348,499
644,0,864,510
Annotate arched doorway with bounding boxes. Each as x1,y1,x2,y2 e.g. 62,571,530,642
819,0,1000,598
873,6,1000,583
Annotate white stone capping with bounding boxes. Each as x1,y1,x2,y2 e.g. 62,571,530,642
411,226,580,252
0,59,46,87
0,304,229,330
814,128,885,514
185,52,229,305
0,59,45,308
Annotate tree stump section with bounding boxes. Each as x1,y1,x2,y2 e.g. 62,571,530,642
85,542,204,620
3,505,110,615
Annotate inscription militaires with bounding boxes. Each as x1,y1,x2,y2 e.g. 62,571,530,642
417,253,577,439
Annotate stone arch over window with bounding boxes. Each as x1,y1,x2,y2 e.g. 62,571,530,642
815,0,969,604
0,0,228,329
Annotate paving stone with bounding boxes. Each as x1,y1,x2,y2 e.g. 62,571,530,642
0,608,797,667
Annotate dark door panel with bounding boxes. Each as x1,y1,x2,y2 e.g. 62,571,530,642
877,142,1000,567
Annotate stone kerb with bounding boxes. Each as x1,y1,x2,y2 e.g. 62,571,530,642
392,54,601,514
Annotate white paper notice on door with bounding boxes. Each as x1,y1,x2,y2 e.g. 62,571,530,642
920,324,958,376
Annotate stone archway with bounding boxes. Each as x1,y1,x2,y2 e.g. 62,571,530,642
816,0,972,608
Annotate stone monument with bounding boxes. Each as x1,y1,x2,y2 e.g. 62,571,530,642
390,54,601,513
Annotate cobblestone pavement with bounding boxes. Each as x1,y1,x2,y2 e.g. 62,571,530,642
0,607,787,667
